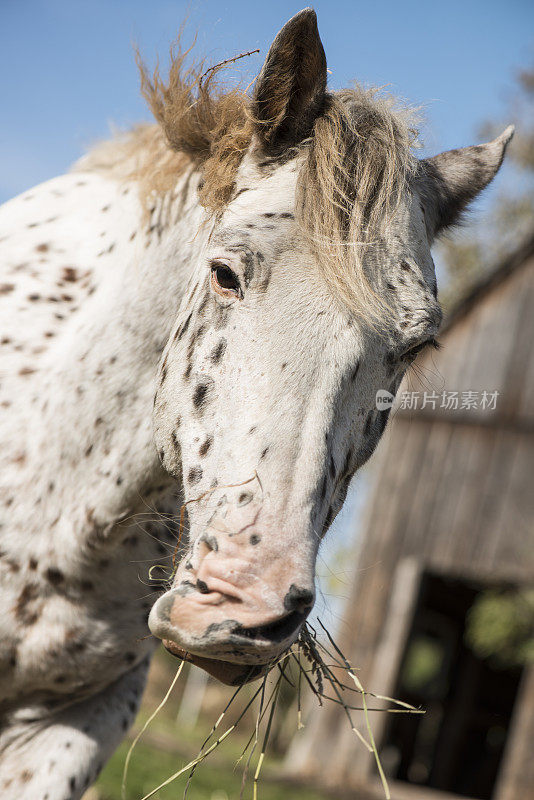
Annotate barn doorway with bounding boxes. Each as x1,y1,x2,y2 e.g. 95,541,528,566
379,572,523,800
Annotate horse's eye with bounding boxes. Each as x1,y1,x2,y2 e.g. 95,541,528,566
402,337,439,361
210,262,242,298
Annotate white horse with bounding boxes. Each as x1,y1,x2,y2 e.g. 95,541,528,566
0,9,512,799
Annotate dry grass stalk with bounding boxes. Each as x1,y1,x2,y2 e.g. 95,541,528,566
121,660,185,799
122,619,422,800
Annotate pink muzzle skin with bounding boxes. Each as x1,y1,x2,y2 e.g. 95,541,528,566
148,553,315,684
149,495,316,683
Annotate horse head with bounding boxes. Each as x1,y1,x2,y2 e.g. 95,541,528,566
148,9,512,683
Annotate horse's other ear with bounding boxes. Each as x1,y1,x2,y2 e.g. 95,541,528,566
252,8,327,154
419,125,515,239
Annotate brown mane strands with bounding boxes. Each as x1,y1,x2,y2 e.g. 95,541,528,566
79,32,420,325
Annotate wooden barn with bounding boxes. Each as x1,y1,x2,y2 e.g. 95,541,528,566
287,235,534,800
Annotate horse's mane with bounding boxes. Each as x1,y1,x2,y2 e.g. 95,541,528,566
78,36,420,323
75,40,252,210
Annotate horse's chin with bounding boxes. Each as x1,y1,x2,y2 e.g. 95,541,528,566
162,639,270,685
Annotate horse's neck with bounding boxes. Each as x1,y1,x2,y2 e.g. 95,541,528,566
1,166,204,567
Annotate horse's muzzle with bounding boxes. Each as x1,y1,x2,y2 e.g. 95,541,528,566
148,559,314,684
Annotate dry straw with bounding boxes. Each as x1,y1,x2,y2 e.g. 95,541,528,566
122,618,423,800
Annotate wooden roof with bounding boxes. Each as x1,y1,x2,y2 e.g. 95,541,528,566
396,234,534,431
440,233,534,336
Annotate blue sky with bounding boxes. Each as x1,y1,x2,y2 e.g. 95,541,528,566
1,0,533,204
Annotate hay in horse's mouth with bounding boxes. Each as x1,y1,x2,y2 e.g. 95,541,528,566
127,621,424,800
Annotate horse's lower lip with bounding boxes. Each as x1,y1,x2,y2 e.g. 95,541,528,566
149,590,306,669
162,639,269,685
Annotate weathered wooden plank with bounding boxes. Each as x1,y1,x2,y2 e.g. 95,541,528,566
447,423,494,569
420,420,470,570
491,433,534,578
502,260,534,424
405,419,453,558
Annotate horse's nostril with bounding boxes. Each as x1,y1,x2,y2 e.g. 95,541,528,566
198,533,219,553
196,579,210,594
283,584,314,613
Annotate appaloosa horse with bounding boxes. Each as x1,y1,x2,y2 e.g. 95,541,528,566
0,9,512,799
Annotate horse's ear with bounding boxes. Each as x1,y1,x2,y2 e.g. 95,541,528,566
419,126,514,239
252,8,327,153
